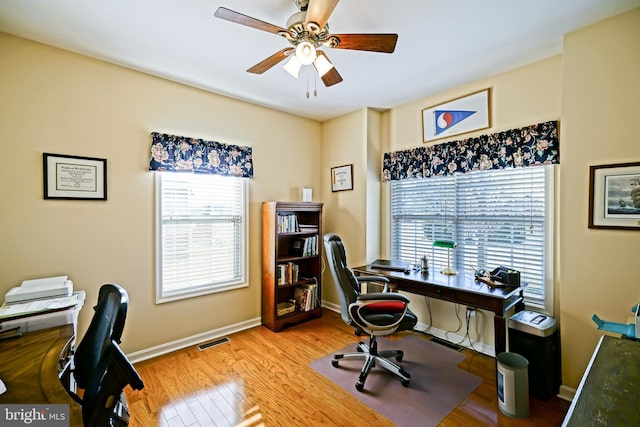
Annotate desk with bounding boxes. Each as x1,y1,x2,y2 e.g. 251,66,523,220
562,335,640,426
353,265,524,356
0,324,82,426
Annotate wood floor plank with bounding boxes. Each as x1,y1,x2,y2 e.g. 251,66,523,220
126,310,569,426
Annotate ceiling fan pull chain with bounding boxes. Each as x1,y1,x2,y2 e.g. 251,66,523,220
306,72,310,98
314,72,318,97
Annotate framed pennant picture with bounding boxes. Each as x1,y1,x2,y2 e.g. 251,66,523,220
422,88,491,143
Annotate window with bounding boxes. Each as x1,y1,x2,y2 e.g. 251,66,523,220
155,172,248,303
390,166,554,311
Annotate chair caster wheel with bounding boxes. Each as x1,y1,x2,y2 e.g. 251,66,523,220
331,359,339,368
355,382,364,392
401,379,410,387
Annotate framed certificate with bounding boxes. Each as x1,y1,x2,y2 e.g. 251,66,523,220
331,164,353,192
43,153,107,200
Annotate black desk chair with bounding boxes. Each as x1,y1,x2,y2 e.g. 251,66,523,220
74,284,128,390
323,233,418,391
70,283,143,426
82,339,144,427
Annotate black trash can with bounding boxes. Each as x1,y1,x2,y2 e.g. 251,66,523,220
508,310,561,400
497,352,530,418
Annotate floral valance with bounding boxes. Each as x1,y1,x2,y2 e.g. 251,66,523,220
382,120,558,181
149,132,253,178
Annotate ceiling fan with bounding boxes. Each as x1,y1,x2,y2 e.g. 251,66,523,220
214,0,398,87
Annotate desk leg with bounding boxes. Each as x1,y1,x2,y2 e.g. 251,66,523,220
493,314,507,357
494,297,525,357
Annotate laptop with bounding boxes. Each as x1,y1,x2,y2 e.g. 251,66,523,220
370,259,412,272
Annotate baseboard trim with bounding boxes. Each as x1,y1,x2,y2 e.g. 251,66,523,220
127,317,261,364
558,385,576,402
414,322,495,357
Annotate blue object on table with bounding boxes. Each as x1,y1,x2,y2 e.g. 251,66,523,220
592,302,639,340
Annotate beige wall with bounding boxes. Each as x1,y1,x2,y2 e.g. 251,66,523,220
559,8,640,388
320,109,368,304
320,108,385,302
0,33,321,354
2,6,638,391
384,56,562,350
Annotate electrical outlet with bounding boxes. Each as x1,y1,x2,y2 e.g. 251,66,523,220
467,307,476,317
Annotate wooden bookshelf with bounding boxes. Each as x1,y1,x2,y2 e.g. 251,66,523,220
262,201,323,331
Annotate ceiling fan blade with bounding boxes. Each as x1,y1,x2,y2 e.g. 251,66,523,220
247,48,293,74
315,52,342,87
321,66,343,87
214,7,286,34
331,33,398,53
305,0,340,30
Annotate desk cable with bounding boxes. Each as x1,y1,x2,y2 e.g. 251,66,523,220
455,307,481,353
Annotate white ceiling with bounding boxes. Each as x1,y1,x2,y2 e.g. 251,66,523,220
1,0,639,121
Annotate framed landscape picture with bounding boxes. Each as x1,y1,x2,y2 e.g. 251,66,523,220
588,161,640,230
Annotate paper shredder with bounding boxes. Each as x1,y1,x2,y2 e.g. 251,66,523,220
508,310,560,400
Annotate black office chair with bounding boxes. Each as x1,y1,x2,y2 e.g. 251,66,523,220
323,233,418,391
81,339,144,427
74,284,128,390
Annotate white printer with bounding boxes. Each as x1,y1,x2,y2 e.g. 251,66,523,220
1,276,82,334
4,276,73,304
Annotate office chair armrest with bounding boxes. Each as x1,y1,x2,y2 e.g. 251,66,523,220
355,275,391,292
357,292,410,303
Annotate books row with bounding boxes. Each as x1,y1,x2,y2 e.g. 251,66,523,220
294,282,319,312
277,214,299,233
290,235,319,257
277,262,299,285
276,214,319,234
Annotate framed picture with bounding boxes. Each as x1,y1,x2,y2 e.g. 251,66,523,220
422,88,491,143
43,153,107,200
588,161,640,230
331,164,353,192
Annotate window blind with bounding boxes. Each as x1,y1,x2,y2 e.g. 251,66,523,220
391,166,552,309
156,172,247,302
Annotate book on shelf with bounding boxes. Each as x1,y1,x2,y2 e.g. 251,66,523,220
289,235,319,257
294,281,318,312
277,214,299,233
298,224,319,233
277,262,299,285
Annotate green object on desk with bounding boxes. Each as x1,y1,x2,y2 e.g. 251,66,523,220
433,240,456,249
433,240,457,275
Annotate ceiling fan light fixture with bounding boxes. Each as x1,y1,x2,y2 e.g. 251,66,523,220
313,53,334,77
283,55,302,78
295,41,316,65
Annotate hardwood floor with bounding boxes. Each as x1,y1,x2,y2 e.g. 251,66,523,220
125,310,570,426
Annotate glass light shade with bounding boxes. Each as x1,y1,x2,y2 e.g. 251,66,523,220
295,41,316,65
433,240,457,249
283,55,302,79
313,53,334,77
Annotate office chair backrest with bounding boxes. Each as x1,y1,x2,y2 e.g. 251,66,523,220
323,233,362,326
74,284,128,389
81,339,144,427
